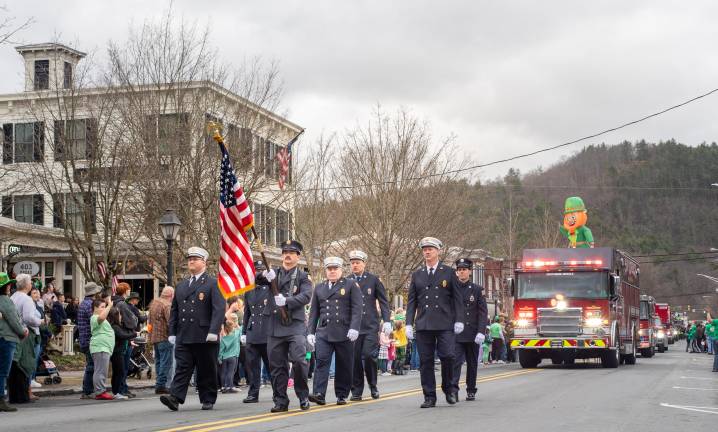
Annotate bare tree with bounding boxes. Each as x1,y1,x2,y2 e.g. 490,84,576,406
0,5,33,46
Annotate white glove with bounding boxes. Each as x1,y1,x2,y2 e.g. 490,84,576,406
168,335,176,345
274,294,286,306
240,335,247,344
347,329,359,342
206,333,218,342
454,322,465,335
307,334,316,347
382,322,393,335
405,325,414,340
474,333,485,345
262,269,276,282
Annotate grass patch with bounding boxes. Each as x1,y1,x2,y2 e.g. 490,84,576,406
48,352,86,371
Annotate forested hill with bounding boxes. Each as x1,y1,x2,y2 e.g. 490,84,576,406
464,140,718,314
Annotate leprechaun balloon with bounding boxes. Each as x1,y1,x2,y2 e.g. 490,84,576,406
559,196,594,248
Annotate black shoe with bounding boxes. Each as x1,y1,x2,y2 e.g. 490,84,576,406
160,395,179,411
370,388,380,399
446,392,458,405
308,394,326,405
349,395,363,402
466,392,476,401
337,397,347,405
123,391,136,399
300,398,310,410
0,399,17,412
243,395,259,403
271,404,288,413
225,388,238,394
420,398,436,408
201,402,214,410
155,387,170,395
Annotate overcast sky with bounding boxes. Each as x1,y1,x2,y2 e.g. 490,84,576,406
2,1,717,180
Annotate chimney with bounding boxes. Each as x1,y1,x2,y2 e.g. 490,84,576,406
15,43,86,92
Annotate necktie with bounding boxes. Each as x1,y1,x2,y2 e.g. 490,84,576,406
429,268,434,277
329,282,333,290
189,276,196,286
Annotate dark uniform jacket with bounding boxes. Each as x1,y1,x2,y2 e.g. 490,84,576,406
348,272,390,334
169,273,226,344
455,281,489,343
267,266,313,337
406,264,465,331
242,280,272,344
308,277,363,343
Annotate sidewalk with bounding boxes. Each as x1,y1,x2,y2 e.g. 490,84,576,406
34,370,155,397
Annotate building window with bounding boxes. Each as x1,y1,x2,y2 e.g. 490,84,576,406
54,119,97,161
276,208,290,247
13,195,33,224
34,60,49,90
52,192,96,232
63,62,72,89
14,123,34,163
152,113,189,156
1,194,44,225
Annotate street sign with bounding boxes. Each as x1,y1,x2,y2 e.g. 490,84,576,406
12,261,39,276
7,244,22,255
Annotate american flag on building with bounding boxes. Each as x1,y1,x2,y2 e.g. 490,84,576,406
218,140,256,298
276,130,303,190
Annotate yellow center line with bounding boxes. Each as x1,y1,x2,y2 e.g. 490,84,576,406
157,369,540,432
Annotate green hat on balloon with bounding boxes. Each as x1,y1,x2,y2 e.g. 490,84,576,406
564,196,587,214
0,272,15,288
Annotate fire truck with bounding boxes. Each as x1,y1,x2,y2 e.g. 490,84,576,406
510,247,640,368
638,295,657,357
655,303,672,347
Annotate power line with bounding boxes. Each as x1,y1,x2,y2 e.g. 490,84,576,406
275,86,718,194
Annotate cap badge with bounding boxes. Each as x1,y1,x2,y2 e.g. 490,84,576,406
286,240,291,245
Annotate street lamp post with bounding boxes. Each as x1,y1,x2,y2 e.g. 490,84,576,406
158,209,182,286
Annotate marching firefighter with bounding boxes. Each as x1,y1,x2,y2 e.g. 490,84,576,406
160,247,226,412
308,257,363,405
347,250,391,401
267,240,313,412
450,258,488,401
405,237,465,408
241,260,274,403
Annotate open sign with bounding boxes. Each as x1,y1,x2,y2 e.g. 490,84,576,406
13,261,40,276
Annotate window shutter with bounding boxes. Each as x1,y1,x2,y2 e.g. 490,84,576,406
32,194,44,225
86,118,98,159
1,196,12,218
3,124,13,164
52,194,63,228
54,120,64,161
33,121,45,162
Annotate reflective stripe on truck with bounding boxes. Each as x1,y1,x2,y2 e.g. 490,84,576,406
511,339,607,348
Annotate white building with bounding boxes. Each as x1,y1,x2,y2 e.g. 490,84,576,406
0,42,302,305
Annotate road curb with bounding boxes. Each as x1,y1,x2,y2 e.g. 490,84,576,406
36,383,156,397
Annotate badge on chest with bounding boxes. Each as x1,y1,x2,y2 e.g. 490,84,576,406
340,288,346,296
198,292,205,301
442,280,447,288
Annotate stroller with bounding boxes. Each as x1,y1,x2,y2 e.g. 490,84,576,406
126,336,153,380
35,353,62,385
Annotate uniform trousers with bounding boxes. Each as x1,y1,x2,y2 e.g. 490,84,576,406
170,343,219,404
451,341,479,394
351,333,379,397
415,330,455,399
245,343,271,398
313,336,354,398
268,335,309,407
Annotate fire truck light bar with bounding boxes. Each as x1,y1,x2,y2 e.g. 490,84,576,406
523,259,603,268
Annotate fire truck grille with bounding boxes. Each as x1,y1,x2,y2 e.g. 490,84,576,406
537,307,582,336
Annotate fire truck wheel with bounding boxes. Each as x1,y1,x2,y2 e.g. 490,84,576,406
550,357,562,365
601,348,620,368
518,350,540,368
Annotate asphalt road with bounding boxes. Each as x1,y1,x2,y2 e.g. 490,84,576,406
4,347,716,431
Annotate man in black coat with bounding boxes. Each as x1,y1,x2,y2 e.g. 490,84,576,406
450,258,488,401
241,260,273,403
406,237,465,408
308,256,363,405
267,240,313,413
160,247,226,412
347,250,391,401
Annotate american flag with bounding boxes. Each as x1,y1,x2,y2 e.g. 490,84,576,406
218,141,256,298
96,261,119,294
277,131,303,190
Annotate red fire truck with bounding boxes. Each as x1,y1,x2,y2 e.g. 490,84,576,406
655,303,673,347
638,295,656,357
510,247,640,368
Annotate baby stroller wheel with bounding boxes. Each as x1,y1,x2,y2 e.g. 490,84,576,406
44,377,53,385
53,376,62,384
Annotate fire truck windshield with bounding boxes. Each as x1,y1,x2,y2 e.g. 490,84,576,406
516,272,608,299
640,301,650,319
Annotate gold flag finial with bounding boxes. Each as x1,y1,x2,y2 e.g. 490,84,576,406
207,121,224,144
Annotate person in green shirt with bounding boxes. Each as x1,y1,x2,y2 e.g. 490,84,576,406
90,297,114,399
219,319,240,393
707,313,718,372
489,317,505,363
0,273,27,412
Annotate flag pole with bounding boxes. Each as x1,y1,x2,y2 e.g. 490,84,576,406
250,225,290,325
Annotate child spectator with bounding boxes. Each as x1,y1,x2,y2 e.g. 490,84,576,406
378,330,391,375
51,293,67,334
392,321,408,375
90,297,114,400
219,318,240,393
